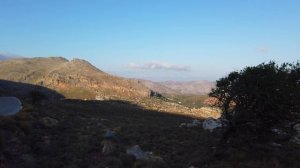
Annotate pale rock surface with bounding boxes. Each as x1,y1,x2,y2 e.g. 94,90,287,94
126,145,149,160
292,123,300,144
0,97,22,116
202,117,222,132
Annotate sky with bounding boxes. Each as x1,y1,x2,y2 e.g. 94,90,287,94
0,0,300,81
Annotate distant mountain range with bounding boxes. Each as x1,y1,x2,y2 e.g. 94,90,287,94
138,80,215,95
0,57,215,100
0,53,22,61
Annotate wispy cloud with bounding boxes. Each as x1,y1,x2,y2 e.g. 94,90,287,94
128,62,190,71
257,45,270,54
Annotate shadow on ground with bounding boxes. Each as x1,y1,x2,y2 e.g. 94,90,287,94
0,80,216,168
0,99,217,168
0,80,299,168
0,79,64,100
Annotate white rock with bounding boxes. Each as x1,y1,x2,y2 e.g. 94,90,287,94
186,123,194,128
95,96,104,101
192,119,201,126
179,123,187,128
272,128,284,135
0,97,22,116
270,142,282,147
180,119,202,128
101,140,115,154
292,123,300,144
202,117,222,132
294,124,300,132
126,145,148,160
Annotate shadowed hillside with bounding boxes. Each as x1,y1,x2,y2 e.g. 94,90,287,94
0,79,64,100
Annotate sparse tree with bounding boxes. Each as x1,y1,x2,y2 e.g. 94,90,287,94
210,62,300,146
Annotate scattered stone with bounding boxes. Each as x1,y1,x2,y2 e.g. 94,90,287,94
179,119,202,128
126,145,167,167
272,128,285,135
95,96,104,100
271,127,291,142
0,97,22,116
186,123,194,128
41,117,59,127
101,129,120,155
179,123,187,128
101,139,116,155
292,123,300,144
270,142,282,147
192,119,201,126
202,117,222,132
103,129,119,142
126,145,149,160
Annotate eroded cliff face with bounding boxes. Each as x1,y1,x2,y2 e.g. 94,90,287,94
0,57,150,100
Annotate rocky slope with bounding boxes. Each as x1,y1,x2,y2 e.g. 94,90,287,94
0,57,150,100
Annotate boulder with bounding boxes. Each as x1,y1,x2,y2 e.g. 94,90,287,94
292,123,300,144
179,119,202,128
101,139,116,155
179,123,187,128
126,145,148,160
41,117,58,127
202,117,222,132
126,145,167,168
0,97,22,116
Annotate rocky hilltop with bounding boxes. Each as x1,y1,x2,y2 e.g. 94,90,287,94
0,57,150,100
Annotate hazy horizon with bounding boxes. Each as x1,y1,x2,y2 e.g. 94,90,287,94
1,0,299,81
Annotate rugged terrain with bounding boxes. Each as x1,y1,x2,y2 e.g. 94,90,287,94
1,57,299,168
0,57,150,100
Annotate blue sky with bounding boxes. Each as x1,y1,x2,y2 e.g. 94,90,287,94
0,0,300,81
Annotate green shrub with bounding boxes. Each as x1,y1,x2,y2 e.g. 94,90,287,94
210,62,300,144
